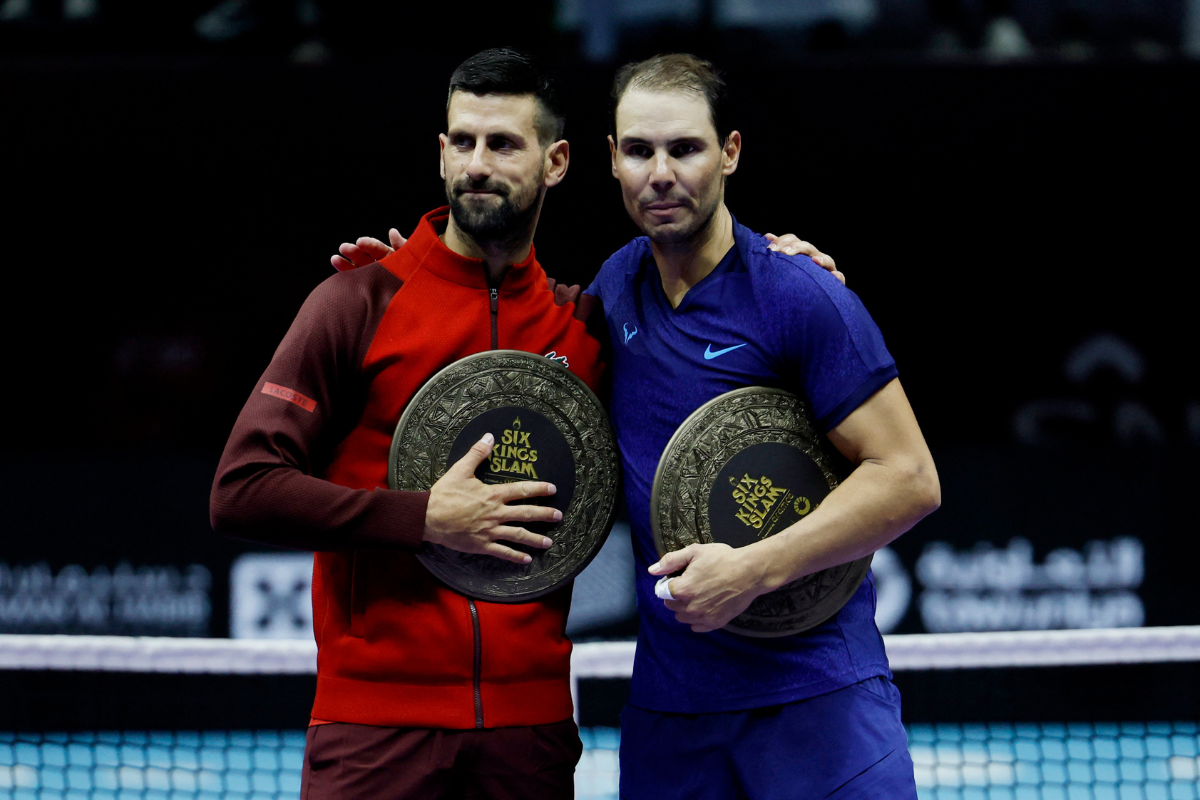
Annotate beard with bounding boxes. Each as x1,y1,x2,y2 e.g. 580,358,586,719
639,188,722,246
446,172,543,246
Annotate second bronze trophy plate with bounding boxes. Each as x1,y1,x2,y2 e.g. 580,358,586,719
651,387,871,637
389,350,619,602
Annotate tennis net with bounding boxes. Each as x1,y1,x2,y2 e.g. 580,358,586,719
4,627,1200,799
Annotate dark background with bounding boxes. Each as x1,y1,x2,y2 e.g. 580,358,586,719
4,57,1196,452
9,662,1200,728
2,5,1198,641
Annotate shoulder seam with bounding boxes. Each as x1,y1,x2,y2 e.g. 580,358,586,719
339,263,405,371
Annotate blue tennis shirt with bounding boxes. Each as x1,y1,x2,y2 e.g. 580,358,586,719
585,218,899,714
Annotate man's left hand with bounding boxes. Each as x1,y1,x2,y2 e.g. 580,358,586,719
648,543,765,633
765,233,845,285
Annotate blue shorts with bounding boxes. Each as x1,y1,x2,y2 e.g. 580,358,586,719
618,676,916,800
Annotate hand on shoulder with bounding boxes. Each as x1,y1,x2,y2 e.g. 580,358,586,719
331,228,407,271
765,233,846,285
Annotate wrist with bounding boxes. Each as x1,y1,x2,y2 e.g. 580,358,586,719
422,494,446,545
737,544,779,597
747,536,804,594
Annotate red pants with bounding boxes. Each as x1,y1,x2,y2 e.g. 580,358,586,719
300,719,583,800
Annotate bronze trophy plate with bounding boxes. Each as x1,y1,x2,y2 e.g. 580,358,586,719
650,386,871,637
389,350,619,602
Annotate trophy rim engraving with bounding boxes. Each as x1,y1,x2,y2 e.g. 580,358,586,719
650,386,871,637
389,350,619,603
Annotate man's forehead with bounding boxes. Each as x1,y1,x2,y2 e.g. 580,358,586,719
615,89,717,141
447,91,540,133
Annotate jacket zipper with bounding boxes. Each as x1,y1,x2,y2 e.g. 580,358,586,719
469,284,498,730
489,287,499,350
468,598,484,728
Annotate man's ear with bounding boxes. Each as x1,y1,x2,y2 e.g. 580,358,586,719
722,131,742,177
438,133,447,180
543,139,570,188
608,135,618,179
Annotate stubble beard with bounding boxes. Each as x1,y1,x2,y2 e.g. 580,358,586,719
447,171,543,248
639,183,723,248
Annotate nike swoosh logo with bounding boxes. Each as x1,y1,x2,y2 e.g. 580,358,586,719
704,342,748,360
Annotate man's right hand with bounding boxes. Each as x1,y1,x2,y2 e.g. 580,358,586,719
424,433,561,564
331,228,407,271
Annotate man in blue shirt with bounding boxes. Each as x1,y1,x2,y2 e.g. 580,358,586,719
585,54,941,799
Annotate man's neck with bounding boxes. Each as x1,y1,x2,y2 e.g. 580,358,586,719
651,204,735,309
442,213,537,287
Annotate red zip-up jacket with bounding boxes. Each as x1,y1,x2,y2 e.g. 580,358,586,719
211,208,605,728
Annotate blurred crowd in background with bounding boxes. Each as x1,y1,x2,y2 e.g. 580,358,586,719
0,0,1196,63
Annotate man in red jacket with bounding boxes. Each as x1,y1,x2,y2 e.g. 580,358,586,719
211,48,604,799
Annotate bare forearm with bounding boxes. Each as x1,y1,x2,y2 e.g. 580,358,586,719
749,455,940,593
650,379,941,634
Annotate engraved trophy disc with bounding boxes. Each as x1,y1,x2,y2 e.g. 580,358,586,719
650,387,871,637
389,350,619,602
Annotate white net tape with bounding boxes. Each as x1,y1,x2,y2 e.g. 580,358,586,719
3,626,1200,677
0,636,318,674
886,626,1200,670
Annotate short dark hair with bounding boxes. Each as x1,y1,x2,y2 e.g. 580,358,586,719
448,48,565,146
610,54,730,145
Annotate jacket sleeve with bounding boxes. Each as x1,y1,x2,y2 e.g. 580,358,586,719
210,268,428,552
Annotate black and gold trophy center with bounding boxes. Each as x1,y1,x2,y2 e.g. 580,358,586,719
388,350,619,603
650,386,871,637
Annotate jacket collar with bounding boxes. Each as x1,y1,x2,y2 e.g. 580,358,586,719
388,207,542,292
